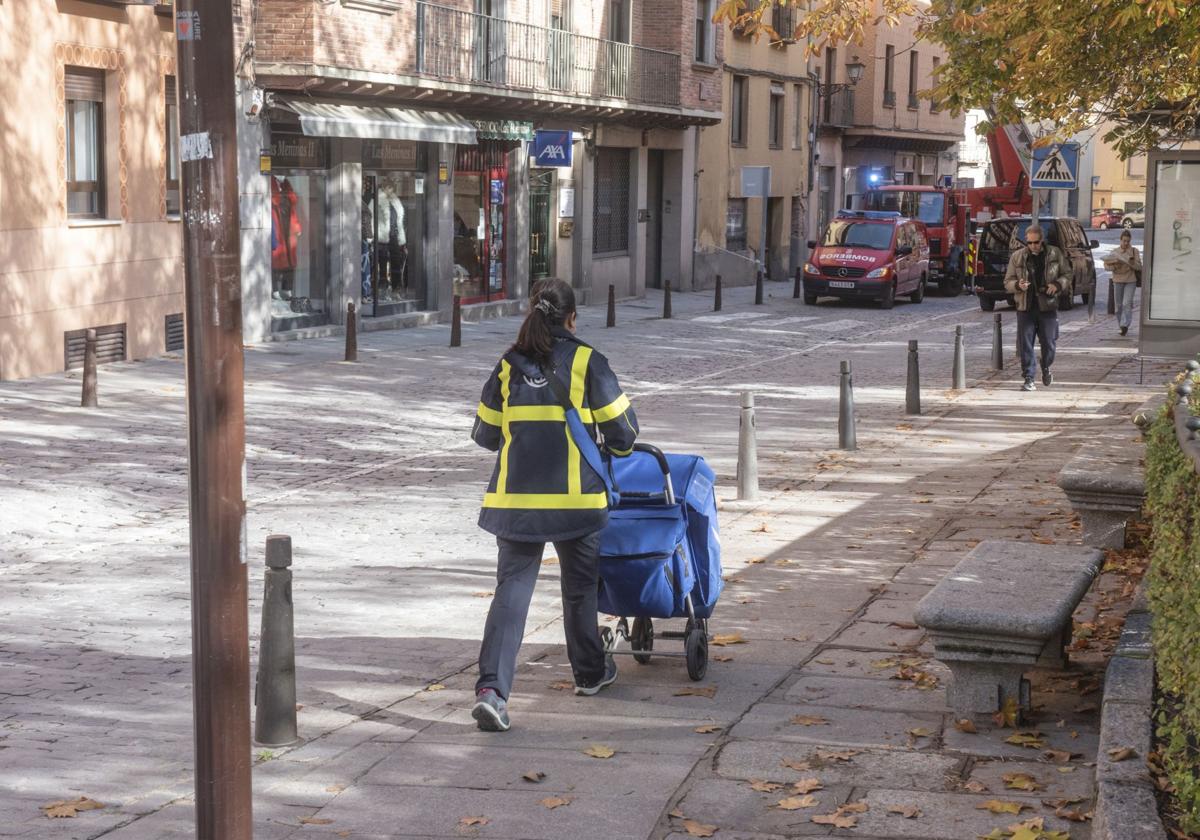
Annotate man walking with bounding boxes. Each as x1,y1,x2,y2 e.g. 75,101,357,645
1103,230,1141,336
1004,226,1071,391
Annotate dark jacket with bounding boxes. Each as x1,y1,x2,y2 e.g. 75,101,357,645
472,329,639,542
1003,245,1071,312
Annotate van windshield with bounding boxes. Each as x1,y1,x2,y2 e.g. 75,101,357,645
822,221,894,250
863,191,945,225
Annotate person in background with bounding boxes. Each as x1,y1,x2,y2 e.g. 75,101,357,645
1004,225,1070,392
1103,229,1142,337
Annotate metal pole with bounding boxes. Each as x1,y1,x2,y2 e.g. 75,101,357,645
345,301,358,362
755,269,764,305
1107,278,1116,315
662,281,672,320
838,360,856,450
736,391,759,501
906,340,921,415
714,275,722,311
449,294,462,348
606,284,616,328
81,328,98,408
254,536,299,748
177,1,252,836
952,325,967,390
793,267,801,299
991,314,1004,370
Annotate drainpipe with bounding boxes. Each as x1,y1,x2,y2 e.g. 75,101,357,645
691,126,701,290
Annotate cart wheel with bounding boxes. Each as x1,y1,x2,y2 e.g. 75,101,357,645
685,624,708,681
599,626,614,652
630,617,654,665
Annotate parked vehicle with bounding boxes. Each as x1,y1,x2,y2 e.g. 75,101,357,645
1090,208,1124,229
803,210,930,309
1121,209,1145,229
861,186,966,294
969,216,1099,312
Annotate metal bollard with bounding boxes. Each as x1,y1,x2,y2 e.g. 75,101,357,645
254,535,300,747
755,270,764,305
736,392,759,501
81,328,98,408
793,267,801,299
714,275,723,312
345,301,358,362
906,340,921,415
952,325,966,391
991,313,1004,371
838,361,856,451
606,284,616,328
1107,278,1116,315
1088,285,1096,322
450,295,462,348
662,282,672,320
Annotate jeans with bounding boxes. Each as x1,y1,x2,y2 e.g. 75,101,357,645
476,532,604,700
1113,281,1136,330
1016,308,1058,381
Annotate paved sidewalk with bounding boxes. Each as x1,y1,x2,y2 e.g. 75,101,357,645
0,277,1167,839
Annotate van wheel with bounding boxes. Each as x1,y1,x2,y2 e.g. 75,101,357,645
803,292,818,305
1123,218,1134,229
910,275,926,303
1099,222,1109,230
879,282,896,310
942,273,964,296
979,295,996,312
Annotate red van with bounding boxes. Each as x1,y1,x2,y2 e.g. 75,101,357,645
802,211,931,309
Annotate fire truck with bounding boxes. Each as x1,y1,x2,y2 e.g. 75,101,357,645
859,117,1035,294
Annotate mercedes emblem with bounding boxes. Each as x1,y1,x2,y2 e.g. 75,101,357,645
838,268,848,277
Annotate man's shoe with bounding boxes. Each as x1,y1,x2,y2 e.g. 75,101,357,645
1042,368,1053,387
575,656,618,696
1120,326,1129,336
1022,379,1036,392
471,688,510,732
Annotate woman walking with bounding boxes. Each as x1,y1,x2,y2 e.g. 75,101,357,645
469,278,639,731
1103,230,1142,336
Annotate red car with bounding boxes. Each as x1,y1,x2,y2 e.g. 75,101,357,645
803,210,930,309
1090,208,1123,229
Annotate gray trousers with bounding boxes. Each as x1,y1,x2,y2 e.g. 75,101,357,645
476,532,604,700
1113,281,1136,329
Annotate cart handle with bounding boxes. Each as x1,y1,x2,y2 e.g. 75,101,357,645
632,443,676,505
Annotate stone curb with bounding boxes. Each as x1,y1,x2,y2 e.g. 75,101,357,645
1093,586,1168,839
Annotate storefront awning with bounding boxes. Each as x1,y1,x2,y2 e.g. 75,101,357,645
282,100,478,145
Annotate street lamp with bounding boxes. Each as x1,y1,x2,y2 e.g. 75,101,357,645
824,59,865,94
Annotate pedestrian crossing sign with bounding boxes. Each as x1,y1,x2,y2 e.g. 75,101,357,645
1030,143,1080,189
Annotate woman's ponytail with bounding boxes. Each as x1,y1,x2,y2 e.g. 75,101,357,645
513,279,576,365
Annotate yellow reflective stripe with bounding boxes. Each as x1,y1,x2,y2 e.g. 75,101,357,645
497,360,512,495
507,405,563,422
476,402,503,426
591,393,631,424
570,346,591,409
483,492,610,510
608,445,633,457
567,346,592,497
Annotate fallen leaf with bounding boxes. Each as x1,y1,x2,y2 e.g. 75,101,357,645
964,780,989,793
747,557,766,565
459,816,489,826
784,635,810,642
890,621,920,630
908,727,933,738
1004,731,1046,749
977,799,1029,815
791,715,828,726
811,812,857,828
1107,746,1137,762
780,758,811,771
41,798,106,819
1057,767,1076,774
777,795,818,810
300,817,334,826
522,771,546,783
676,685,717,698
993,696,1021,728
753,522,772,533
542,555,558,565
1043,749,1075,764
424,683,446,692
750,779,783,792
694,724,722,734
325,784,346,793
548,681,574,691
813,749,859,762
1073,703,1098,714
711,633,746,647
541,796,571,809
668,808,685,819
955,718,979,734
840,800,869,814
888,804,922,818
1002,772,1043,792
584,745,616,759
1041,797,1086,809
713,654,734,662
870,658,901,669
471,591,494,598
681,819,718,837
792,777,824,794
1055,807,1091,822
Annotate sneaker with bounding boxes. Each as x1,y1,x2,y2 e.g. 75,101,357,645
471,688,510,732
1022,379,1036,392
1120,326,1129,336
1042,368,1053,387
574,655,618,696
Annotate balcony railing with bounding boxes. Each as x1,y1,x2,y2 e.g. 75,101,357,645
415,2,681,108
821,88,854,128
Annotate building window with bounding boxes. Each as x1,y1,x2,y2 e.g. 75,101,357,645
907,51,919,109
822,47,836,123
593,148,630,254
165,75,180,216
793,83,805,149
883,45,896,107
730,75,748,146
65,68,106,218
1127,155,1147,178
768,83,785,149
771,3,795,42
930,56,941,112
726,198,747,252
695,0,714,63
608,0,629,42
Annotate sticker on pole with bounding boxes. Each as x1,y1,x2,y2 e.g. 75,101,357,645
176,10,201,41
1030,143,1079,189
181,132,213,162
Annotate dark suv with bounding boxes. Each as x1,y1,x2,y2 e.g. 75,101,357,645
970,216,1099,312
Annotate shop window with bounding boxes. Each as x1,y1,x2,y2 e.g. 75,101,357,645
270,174,329,329
165,75,180,216
65,68,106,218
454,140,513,302
726,198,747,252
593,148,630,255
362,140,429,313
731,75,748,146
769,83,784,149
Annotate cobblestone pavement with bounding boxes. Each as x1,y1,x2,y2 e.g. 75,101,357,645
0,235,1169,839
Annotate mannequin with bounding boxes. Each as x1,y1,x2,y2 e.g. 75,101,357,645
376,176,407,299
271,176,303,294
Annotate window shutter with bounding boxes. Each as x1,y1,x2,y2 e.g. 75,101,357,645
64,323,126,370
65,69,105,102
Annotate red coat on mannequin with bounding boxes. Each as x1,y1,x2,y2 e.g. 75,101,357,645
271,177,302,271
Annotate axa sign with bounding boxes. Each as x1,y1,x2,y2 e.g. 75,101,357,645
533,130,573,168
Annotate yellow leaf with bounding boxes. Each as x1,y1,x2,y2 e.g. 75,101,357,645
1002,772,1043,792
522,771,546,783
976,799,1029,815
694,724,722,734
908,727,933,738
40,798,106,819
813,749,859,762
780,758,811,771
584,745,616,759
471,591,494,598
459,816,489,826
792,777,824,794
790,715,828,726
1107,746,1137,761
676,685,718,698
424,683,446,692
964,780,988,793
777,795,818,810
711,633,746,646
840,800,869,814
1004,731,1046,749
548,681,574,691
541,796,571,809
325,784,346,793
681,819,719,837
1043,748,1074,763
750,778,783,792
811,812,857,828
888,803,922,818
713,654,734,662
954,718,978,734
300,817,334,825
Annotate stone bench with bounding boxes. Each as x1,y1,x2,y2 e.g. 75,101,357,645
913,540,1104,718
1057,431,1145,548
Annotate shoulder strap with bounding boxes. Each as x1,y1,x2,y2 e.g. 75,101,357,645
539,359,619,504
540,360,576,413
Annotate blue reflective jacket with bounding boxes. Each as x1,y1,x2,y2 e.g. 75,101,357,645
472,329,638,542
